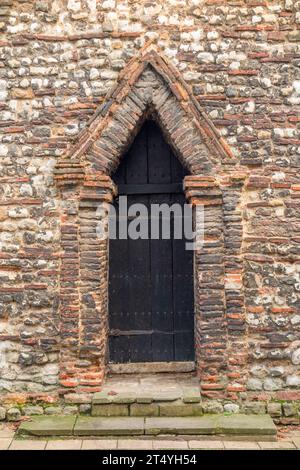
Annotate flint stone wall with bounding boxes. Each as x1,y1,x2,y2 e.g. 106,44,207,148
0,0,299,416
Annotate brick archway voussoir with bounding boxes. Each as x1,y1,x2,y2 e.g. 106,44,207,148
85,65,223,177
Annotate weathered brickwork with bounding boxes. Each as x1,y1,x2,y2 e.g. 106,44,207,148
0,0,300,421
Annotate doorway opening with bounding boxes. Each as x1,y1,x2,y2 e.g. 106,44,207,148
108,120,194,364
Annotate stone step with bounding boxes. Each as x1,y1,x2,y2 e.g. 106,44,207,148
74,417,144,436
92,402,204,417
18,416,77,437
145,415,277,438
17,414,277,441
91,384,201,417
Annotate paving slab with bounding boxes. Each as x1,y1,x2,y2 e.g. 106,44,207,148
74,417,144,436
153,440,189,450
223,441,260,450
118,439,153,450
292,438,300,449
10,440,47,450
81,439,118,450
258,441,296,450
17,416,76,437
188,440,224,450
0,438,13,450
0,427,15,438
46,440,82,450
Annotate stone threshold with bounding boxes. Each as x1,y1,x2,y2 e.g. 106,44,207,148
108,362,195,374
17,414,277,441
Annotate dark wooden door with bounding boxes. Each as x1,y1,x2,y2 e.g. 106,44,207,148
109,121,194,363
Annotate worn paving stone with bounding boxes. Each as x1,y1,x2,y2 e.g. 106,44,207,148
152,391,182,402
145,414,276,437
188,440,224,450
182,388,201,404
130,403,159,417
92,392,112,405
258,441,296,450
8,437,298,451
118,439,153,450
218,414,277,437
109,394,136,404
93,391,136,405
81,439,118,450
159,403,203,417
0,427,15,438
145,416,219,435
139,376,179,386
136,395,154,404
153,440,189,450
10,440,47,450
18,416,76,437
74,417,144,436
91,404,129,417
292,438,300,449
46,440,82,450
223,441,260,450
0,438,13,450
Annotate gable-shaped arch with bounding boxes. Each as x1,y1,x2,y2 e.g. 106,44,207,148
54,42,235,186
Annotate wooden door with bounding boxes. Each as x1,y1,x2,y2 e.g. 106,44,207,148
109,121,194,362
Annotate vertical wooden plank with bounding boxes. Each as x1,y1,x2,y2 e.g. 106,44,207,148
152,333,174,362
127,194,151,333
171,144,187,183
174,331,195,361
125,125,148,184
108,236,129,330
150,193,174,360
130,334,152,362
148,121,171,184
172,192,194,361
113,148,126,185
148,122,175,361
109,336,130,363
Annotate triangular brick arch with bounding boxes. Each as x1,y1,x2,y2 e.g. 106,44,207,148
54,42,235,186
